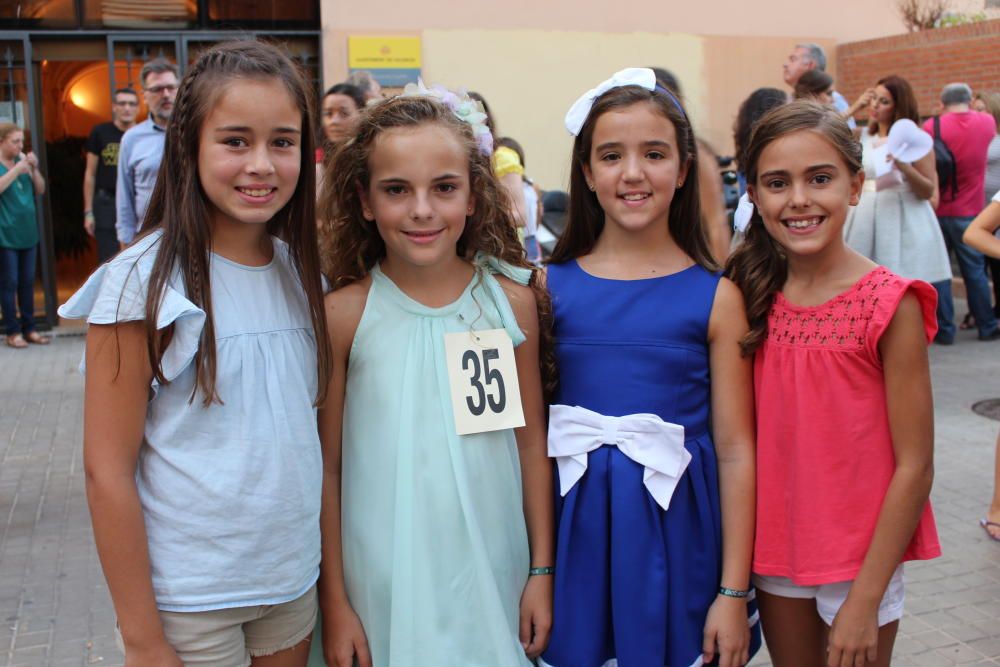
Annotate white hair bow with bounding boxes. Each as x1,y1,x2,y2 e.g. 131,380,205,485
733,192,756,233
564,68,658,136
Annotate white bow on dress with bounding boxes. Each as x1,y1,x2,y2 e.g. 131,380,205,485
548,404,691,511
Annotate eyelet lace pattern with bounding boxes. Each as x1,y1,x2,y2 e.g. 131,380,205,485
768,268,892,350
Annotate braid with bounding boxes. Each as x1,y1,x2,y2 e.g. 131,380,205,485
724,220,786,356
724,101,860,357
141,40,332,406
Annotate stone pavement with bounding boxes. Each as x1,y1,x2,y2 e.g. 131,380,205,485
1,324,999,667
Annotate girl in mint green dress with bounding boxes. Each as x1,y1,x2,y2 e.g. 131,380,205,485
312,92,554,667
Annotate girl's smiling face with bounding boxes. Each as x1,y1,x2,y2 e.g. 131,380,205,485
583,101,688,237
748,129,863,259
197,78,302,230
360,122,473,272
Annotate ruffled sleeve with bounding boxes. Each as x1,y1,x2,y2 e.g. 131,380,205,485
865,274,938,362
471,252,533,347
57,233,206,383
492,146,524,179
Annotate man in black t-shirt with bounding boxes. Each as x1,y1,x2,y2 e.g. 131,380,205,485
84,88,138,262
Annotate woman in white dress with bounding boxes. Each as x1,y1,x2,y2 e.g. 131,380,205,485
844,75,952,284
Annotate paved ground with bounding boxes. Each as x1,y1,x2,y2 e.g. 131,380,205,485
1,320,1000,667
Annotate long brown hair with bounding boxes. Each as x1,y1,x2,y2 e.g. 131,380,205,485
319,94,556,397
138,40,331,405
868,75,919,135
547,85,713,269
725,101,862,355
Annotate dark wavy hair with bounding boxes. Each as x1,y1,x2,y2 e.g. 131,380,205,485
733,88,787,168
137,40,331,405
868,75,920,136
319,82,366,159
319,94,556,397
324,83,365,111
794,70,834,101
548,85,712,269
725,101,862,355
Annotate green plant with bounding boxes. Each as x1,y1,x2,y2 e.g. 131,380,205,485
939,11,988,26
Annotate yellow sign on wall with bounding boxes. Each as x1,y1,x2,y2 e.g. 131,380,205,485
348,36,421,70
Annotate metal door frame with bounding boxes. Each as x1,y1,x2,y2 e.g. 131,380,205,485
107,34,182,93
0,29,322,328
0,33,55,327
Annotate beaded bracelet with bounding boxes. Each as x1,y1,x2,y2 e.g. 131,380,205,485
529,566,555,576
718,586,750,598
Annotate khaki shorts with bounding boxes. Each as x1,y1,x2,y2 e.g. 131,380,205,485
752,565,904,627
116,586,317,667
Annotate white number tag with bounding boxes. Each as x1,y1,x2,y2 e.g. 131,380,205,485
444,328,525,436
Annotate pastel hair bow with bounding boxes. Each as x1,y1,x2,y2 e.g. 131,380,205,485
733,192,756,233
401,79,494,156
564,68,658,136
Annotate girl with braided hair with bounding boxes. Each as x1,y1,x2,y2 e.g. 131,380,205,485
315,90,553,666
58,40,331,666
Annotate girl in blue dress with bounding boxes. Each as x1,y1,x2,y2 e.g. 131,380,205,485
541,68,762,667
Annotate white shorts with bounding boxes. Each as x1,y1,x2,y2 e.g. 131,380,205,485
752,565,905,627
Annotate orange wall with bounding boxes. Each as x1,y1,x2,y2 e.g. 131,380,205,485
321,0,904,41
319,1,906,188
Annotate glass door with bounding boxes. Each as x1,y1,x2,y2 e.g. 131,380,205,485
107,35,181,96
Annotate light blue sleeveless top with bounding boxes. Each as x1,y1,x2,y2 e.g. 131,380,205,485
340,254,535,666
59,230,322,611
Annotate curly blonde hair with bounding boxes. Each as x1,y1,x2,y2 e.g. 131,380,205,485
318,95,557,397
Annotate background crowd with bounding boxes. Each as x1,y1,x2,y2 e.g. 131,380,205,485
2,34,999,667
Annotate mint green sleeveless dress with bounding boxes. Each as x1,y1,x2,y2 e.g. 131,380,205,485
321,254,534,667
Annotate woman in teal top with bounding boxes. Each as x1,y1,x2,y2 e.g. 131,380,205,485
0,123,47,348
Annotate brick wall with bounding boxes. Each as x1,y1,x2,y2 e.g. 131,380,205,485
837,19,1000,119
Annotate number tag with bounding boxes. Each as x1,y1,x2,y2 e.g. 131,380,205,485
444,328,525,436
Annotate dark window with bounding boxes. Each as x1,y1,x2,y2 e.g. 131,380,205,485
0,0,77,27
84,0,196,29
206,0,318,28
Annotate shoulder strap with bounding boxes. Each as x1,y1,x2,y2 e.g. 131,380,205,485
470,252,531,346
472,252,532,287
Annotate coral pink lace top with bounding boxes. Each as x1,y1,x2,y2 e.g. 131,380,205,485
753,266,942,585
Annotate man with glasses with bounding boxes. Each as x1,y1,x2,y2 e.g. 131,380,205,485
116,58,178,245
83,88,138,263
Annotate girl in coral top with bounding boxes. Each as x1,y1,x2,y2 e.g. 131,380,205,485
726,101,941,667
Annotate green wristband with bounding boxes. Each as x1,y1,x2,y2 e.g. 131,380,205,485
529,566,555,576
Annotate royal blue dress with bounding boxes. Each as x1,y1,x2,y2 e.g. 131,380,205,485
541,260,761,667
